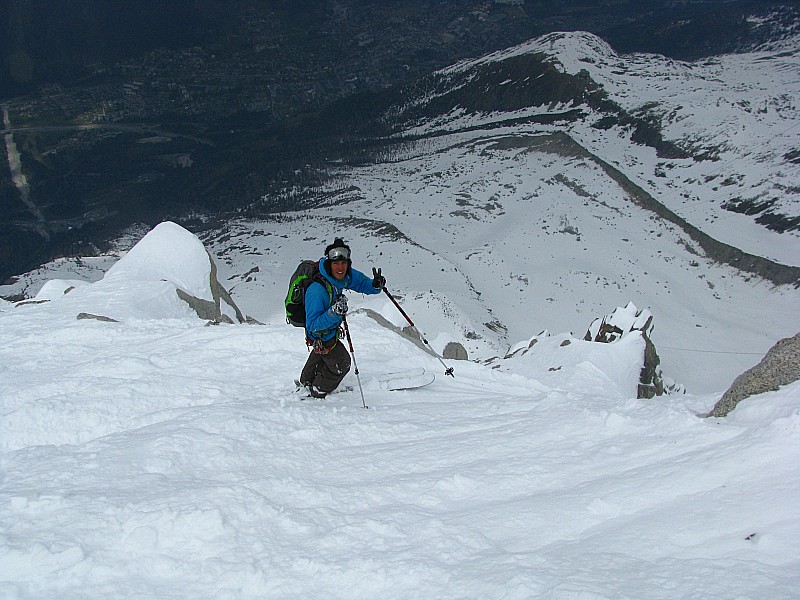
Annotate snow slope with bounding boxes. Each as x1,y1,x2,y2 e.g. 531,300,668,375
428,30,800,264
2,224,799,599
202,29,797,394
2,31,799,396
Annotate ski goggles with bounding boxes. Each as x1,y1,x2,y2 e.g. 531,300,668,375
327,247,350,262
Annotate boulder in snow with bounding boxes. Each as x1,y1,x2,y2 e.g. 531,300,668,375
708,332,800,418
443,342,469,360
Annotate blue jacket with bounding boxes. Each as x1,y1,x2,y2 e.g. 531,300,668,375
305,257,381,341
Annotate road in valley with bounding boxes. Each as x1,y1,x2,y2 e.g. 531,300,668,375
2,105,47,238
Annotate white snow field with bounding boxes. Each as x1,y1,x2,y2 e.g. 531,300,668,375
2,223,799,599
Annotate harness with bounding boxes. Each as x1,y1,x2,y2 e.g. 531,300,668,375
307,331,343,355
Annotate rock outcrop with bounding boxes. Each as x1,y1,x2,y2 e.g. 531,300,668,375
708,333,800,417
361,308,467,361
443,342,469,361
176,249,245,324
585,301,682,399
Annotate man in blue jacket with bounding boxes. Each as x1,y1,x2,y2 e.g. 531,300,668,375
300,238,385,398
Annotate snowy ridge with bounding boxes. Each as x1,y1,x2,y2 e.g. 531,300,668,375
268,28,800,393
440,30,620,76
401,30,800,263
1,224,799,598
3,31,800,396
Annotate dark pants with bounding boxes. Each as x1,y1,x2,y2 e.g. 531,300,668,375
300,339,351,393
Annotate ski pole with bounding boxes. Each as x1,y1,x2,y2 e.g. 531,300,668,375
381,287,455,377
342,317,368,409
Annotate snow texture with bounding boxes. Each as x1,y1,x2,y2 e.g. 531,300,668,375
2,223,799,599
3,32,799,395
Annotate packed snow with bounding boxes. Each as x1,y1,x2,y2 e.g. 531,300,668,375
2,224,799,599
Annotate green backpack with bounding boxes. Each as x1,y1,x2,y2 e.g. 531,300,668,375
285,260,332,327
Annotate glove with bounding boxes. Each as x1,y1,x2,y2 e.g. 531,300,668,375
330,294,348,317
372,267,386,290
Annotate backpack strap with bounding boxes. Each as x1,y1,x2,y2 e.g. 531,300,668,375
306,261,337,341
314,260,334,306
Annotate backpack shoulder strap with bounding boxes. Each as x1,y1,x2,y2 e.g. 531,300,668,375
314,260,334,303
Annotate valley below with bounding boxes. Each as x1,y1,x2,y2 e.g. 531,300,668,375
2,9,799,395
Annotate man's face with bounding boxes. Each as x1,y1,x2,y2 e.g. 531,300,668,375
330,259,348,280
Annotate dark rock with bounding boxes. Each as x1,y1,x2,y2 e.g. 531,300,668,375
585,301,682,399
77,312,118,323
175,249,246,324
708,333,800,417
443,342,468,361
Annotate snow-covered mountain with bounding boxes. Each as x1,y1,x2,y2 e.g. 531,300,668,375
2,222,799,599
203,30,798,394
394,29,800,246
3,23,800,599
3,31,800,397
